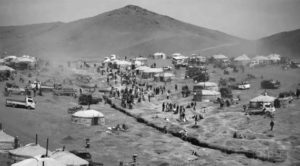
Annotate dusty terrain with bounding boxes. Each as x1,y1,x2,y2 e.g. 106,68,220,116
0,59,300,166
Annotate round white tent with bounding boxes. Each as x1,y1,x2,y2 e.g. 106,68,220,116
9,143,51,163
72,110,105,126
249,94,276,108
194,82,219,91
12,156,66,166
154,72,175,82
0,130,15,151
50,150,89,166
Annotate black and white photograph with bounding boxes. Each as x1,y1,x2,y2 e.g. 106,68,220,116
0,0,300,165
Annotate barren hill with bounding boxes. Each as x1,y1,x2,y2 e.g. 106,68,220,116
0,5,242,60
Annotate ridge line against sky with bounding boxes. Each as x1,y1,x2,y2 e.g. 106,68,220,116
0,0,300,40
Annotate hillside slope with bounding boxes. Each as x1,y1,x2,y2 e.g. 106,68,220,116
0,5,242,60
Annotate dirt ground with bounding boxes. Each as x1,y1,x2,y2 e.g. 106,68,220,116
0,59,300,165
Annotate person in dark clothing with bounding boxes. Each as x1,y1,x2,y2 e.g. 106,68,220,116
270,120,275,131
162,102,165,112
175,84,178,91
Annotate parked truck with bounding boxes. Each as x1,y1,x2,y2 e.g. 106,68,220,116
53,88,77,96
5,97,35,109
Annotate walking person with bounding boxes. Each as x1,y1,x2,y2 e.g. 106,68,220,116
270,120,275,131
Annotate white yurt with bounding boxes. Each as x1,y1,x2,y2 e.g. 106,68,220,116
234,54,251,65
72,110,105,126
9,143,51,163
193,90,221,102
249,94,276,108
193,82,219,91
154,72,175,82
50,150,89,166
0,130,15,151
141,68,163,79
12,155,66,166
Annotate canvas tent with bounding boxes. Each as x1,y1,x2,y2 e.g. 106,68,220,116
72,110,105,126
50,150,89,166
9,143,51,163
193,82,219,91
212,54,228,61
251,56,270,65
154,72,175,82
249,94,276,108
0,65,15,72
193,90,221,102
267,54,281,63
12,156,66,166
234,54,250,65
141,68,163,79
151,52,166,59
0,130,15,151
12,55,37,70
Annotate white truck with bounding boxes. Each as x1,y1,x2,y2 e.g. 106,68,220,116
5,97,36,109
237,82,251,90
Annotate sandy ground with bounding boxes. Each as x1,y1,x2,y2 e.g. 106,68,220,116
0,60,300,165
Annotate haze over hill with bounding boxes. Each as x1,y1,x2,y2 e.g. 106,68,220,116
0,5,242,60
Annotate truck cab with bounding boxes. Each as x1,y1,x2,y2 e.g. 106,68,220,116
26,97,36,109
262,103,275,113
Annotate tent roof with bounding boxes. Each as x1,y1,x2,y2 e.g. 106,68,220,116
267,54,281,60
112,60,132,66
142,68,163,73
73,110,104,118
50,150,89,165
153,52,166,56
0,130,14,142
135,66,150,71
196,82,218,87
172,55,187,60
12,156,66,166
134,57,147,61
212,54,228,59
154,72,175,78
201,90,220,96
250,95,276,102
0,65,15,71
9,143,50,158
252,56,269,61
172,53,182,57
234,54,250,61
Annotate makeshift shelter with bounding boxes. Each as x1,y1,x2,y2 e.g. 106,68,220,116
141,68,163,79
151,52,166,59
135,66,150,75
251,56,270,66
212,54,228,61
112,60,132,67
9,143,51,162
13,55,37,70
0,65,15,80
12,155,66,166
193,90,221,102
72,110,105,126
0,130,15,151
249,94,276,108
50,150,89,166
193,82,219,91
172,55,188,66
154,72,175,82
234,54,250,65
171,53,182,57
267,54,281,63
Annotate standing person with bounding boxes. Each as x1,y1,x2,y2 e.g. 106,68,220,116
270,120,275,131
148,93,151,102
162,102,165,112
175,84,178,91
166,91,170,100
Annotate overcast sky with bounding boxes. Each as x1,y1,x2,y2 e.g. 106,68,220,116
0,0,299,39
